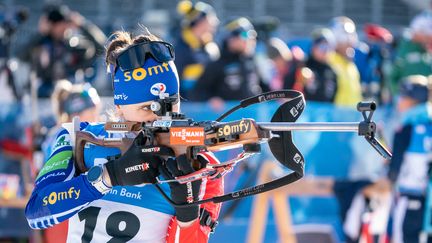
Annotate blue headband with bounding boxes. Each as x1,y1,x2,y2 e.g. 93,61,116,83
112,58,179,105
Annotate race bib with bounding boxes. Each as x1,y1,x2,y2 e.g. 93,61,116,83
67,200,172,243
397,153,431,194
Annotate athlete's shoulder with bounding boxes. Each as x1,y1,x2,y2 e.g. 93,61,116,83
82,122,109,137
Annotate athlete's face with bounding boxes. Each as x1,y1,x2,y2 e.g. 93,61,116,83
312,41,331,62
117,100,179,123
397,96,418,113
228,33,256,56
75,106,100,123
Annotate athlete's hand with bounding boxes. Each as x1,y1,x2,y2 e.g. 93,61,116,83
105,132,174,186
159,154,206,222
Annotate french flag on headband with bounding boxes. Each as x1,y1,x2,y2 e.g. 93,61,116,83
112,58,179,105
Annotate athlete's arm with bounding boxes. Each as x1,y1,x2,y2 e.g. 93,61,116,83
25,128,104,229
387,124,412,183
165,152,224,243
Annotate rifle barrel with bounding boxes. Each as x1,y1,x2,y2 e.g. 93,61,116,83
258,122,359,132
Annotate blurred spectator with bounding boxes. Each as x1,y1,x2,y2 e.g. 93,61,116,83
328,16,363,106
390,11,432,96
192,17,268,110
0,55,18,102
38,79,100,243
18,4,106,98
266,37,305,92
363,75,431,242
0,4,28,102
366,75,432,243
302,28,337,102
42,79,100,159
251,16,281,85
173,0,220,100
356,24,394,103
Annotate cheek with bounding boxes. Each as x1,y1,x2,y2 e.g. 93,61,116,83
317,51,327,60
124,109,157,122
397,98,415,112
78,108,99,122
121,109,138,122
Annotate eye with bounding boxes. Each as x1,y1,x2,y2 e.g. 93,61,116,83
140,105,151,111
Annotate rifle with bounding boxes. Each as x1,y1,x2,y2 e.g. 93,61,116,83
72,90,391,207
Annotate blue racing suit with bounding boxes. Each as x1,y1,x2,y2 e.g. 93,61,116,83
25,122,182,242
389,104,432,243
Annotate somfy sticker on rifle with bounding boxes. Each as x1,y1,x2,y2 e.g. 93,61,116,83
170,127,205,145
217,120,252,137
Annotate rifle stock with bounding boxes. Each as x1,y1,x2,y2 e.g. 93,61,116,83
73,119,272,173
74,131,133,173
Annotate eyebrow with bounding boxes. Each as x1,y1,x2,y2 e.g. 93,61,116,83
138,103,153,109
139,104,151,108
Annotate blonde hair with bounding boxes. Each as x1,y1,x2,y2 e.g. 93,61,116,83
52,79,73,123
